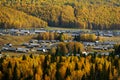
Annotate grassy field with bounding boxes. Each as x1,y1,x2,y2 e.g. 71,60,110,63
46,26,91,31
0,35,37,46
101,36,120,43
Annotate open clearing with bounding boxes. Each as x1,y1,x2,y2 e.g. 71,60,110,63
101,36,120,43
0,35,36,46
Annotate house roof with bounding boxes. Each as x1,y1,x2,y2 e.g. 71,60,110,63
35,30,46,33
16,48,29,52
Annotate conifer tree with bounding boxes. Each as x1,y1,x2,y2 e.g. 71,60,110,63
13,62,18,80
22,55,27,60
65,67,71,78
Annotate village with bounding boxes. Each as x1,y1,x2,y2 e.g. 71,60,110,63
0,28,120,57
0,28,120,36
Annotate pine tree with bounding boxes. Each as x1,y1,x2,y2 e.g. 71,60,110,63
75,62,79,70
51,55,56,63
74,43,77,56
56,63,62,80
55,47,59,56
0,57,4,71
78,48,82,56
30,54,33,59
65,67,71,78
7,61,12,69
22,55,27,60
13,62,18,80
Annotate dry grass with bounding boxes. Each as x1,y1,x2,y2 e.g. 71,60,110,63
101,36,120,43
46,27,90,31
0,35,37,46
1,52,41,57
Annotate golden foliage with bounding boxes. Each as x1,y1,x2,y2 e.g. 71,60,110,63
0,6,47,28
0,0,120,29
0,54,120,80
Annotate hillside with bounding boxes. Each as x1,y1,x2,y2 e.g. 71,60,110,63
0,6,47,28
0,0,120,29
0,54,120,80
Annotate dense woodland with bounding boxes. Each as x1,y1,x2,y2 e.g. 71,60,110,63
0,44,120,80
37,32,99,42
0,0,120,29
37,32,72,41
51,42,84,56
0,6,47,28
0,54,120,80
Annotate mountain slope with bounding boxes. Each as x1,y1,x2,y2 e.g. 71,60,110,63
0,0,120,29
0,6,47,28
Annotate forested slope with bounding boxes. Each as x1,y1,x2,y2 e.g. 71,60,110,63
0,6,47,28
0,0,120,29
0,54,120,80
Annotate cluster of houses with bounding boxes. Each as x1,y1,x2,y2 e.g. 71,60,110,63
0,29,120,37
0,39,61,53
0,28,119,56
0,28,46,36
1,43,29,53
83,41,116,50
0,38,117,56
